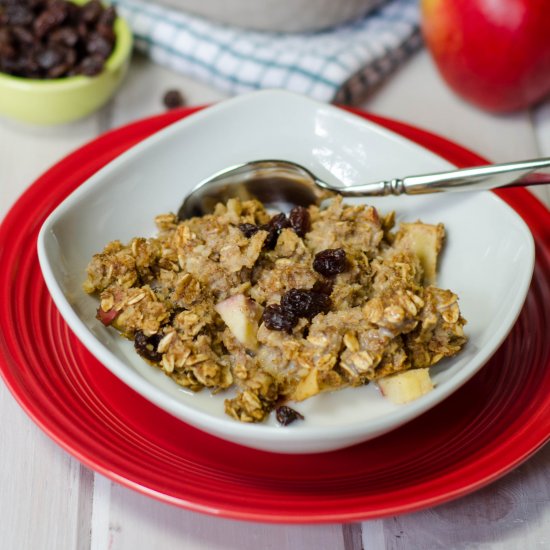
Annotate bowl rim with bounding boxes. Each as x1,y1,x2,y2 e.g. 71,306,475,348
0,4,132,90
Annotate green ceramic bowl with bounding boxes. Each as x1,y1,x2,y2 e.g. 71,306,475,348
0,2,133,125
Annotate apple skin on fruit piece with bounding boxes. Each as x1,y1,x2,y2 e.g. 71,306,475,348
215,294,263,350
421,0,550,113
96,307,118,326
378,368,434,404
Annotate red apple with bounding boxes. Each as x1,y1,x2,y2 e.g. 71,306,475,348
421,0,550,113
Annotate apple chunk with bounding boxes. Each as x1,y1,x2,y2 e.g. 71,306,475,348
394,222,445,285
292,367,320,402
215,294,263,350
377,368,434,404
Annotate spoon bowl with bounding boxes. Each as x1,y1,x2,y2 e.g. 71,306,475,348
177,160,328,219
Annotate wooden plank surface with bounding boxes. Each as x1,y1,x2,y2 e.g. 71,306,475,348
366,444,550,549
104,479,347,550
0,48,548,550
0,388,95,550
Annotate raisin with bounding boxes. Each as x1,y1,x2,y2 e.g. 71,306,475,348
262,304,298,333
163,89,185,110
49,26,79,47
313,248,348,277
76,20,88,39
12,52,39,76
65,2,81,24
36,46,64,70
4,5,34,27
77,54,104,76
0,28,15,59
80,0,102,25
86,32,112,58
134,331,162,363
99,6,117,27
47,54,73,78
280,288,331,320
96,21,114,42
261,226,278,250
33,5,67,39
238,223,259,238
259,226,275,250
260,212,290,250
48,0,70,21
289,206,310,237
276,405,304,426
266,212,290,232
12,25,35,46
312,278,334,295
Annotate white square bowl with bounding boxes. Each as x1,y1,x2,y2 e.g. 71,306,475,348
37,90,535,454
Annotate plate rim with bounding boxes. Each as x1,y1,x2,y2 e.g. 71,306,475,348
0,105,549,522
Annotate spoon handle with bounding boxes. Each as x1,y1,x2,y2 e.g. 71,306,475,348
337,157,550,197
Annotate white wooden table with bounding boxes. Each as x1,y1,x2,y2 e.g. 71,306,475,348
1,49,549,550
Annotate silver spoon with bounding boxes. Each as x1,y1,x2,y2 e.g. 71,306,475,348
177,157,550,219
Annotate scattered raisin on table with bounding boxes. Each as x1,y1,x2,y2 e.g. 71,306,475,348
280,288,331,320
313,248,348,277
134,331,163,363
262,304,298,333
288,206,310,237
163,89,185,110
276,405,304,426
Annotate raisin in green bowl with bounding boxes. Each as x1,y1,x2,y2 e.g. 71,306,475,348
0,0,132,125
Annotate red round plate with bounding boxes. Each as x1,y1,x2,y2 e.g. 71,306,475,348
1,107,549,523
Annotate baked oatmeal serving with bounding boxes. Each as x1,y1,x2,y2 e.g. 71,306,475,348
83,196,467,424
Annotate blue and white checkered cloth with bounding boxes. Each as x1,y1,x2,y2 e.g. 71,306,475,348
111,0,421,104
